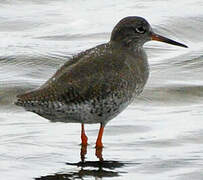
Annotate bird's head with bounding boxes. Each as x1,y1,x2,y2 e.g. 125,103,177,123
111,16,188,48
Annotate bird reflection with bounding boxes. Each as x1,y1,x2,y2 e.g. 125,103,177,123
36,168,120,180
35,160,125,180
35,144,127,180
36,145,125,180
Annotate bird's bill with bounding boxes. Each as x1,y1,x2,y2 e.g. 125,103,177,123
151,32,188,48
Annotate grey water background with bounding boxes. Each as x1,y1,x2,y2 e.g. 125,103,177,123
0,0,203,179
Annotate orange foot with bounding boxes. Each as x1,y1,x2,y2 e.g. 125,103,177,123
95,123,104,161
81,123,88,146
80,145,87,162
95,146,103,161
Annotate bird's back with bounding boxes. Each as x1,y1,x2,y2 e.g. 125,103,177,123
15,42,149,124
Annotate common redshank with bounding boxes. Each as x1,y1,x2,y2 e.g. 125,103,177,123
15,16,187,160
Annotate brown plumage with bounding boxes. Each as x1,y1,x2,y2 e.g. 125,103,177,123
15,16,187,153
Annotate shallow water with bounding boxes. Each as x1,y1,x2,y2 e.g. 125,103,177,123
1,0,203,179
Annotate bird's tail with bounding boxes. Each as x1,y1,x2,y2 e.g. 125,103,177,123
15,89,42,107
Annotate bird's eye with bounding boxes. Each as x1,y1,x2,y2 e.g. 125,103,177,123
135,26,146,34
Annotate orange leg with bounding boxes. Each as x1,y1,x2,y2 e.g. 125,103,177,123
96,123,104,148
95,123,104,161
95,146,103,161
80,145,87,162
81,123,88,146
81,123,88,162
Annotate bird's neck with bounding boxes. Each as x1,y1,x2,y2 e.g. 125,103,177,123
110,40,143,52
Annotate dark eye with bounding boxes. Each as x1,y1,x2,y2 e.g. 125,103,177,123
135,26,146,34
